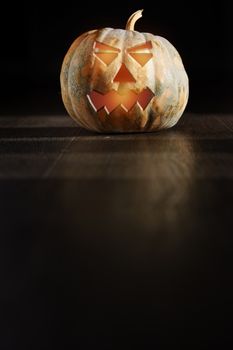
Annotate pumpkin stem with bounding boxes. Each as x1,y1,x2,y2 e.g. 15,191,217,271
125,9,143,31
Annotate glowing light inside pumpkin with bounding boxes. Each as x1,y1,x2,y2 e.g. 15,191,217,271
93,40,153,67
94,41,120,66
127,41,153,66
129,52,153,66
89,40,154,113
113,63,136,83
87,88,154,114
94,41,121,52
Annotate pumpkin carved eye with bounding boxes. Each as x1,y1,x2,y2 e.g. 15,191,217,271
128,53,153,66
127,41,153,66
94,41,120,66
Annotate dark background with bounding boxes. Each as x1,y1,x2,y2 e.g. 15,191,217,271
0,0,232,115
1,1,233,349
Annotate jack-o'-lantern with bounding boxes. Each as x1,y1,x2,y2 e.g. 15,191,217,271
60,10,189,133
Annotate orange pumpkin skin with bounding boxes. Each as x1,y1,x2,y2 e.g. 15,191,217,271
60,10,189,133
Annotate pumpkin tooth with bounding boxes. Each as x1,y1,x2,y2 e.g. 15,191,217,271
87,91,105,111
87,88,154,113
137,88,155,109
120,104,129,112
136,101,143,111
104,106,110,115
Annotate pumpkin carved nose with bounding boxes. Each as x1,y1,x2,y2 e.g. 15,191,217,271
113,63,136,83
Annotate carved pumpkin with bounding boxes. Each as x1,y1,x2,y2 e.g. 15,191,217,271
60,10,189,133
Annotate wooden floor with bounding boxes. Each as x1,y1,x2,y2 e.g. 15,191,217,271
1,113,233,347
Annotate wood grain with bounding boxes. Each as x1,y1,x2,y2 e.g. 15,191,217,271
0,113,233,347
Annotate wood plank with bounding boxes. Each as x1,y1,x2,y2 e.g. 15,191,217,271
0,113,233,347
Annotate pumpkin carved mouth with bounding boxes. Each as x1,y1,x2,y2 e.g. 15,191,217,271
87,88,154,114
